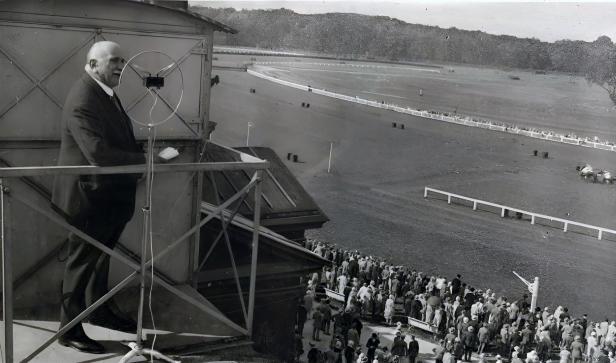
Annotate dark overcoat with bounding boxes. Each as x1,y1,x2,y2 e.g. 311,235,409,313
52,73,145,222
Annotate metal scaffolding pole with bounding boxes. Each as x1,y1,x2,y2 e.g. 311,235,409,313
1,178,13,363
247,170,263,335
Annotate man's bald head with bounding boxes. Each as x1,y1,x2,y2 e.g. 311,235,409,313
85,41,125,88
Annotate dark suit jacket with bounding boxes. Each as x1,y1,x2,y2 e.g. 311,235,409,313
52,73,145,223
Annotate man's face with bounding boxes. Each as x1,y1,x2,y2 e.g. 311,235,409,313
92,45,125,88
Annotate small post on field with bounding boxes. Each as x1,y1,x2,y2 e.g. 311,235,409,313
327,142,333,173
246,122,254,146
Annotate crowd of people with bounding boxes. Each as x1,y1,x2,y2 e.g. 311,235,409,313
294,240,616,363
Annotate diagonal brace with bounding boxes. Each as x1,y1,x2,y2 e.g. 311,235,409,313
22,273,139,363
210,171,248,326
196,192,247,272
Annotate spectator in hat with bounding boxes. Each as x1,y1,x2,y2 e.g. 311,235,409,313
348,326,360,352
312,308,323,341
559,346,571,363
345,340,357,363
477,323,489,354
462,326,478,361
453,337,464,361
408,335,420,363
542,307,551,324
499,323,511,357
570,336,584,363
348,257,359,279
338,273,349,295
433,339,446,363
451,274,462,295
325,339,343,363
305,290,314,318
561,331,574,351
391,331,408,362
384,295,395,325
587,331,599,362
366,332,380,362
320,299,333,335
536,335,551,363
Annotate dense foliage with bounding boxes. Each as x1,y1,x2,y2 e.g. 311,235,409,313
194,6,616,104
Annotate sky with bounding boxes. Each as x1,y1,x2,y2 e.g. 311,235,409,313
190,1,616,42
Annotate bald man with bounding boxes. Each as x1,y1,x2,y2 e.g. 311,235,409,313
52,41,145,353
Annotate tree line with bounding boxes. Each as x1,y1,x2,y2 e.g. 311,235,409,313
193,6,616,104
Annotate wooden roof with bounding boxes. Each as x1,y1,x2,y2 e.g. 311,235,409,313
202,144,329,233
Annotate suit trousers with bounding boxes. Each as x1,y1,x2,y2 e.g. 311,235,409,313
60,209,130,337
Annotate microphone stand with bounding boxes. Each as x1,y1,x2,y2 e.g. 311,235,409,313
119,126,179,363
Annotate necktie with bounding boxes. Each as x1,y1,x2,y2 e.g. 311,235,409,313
111,94,124,114
110,95,135,141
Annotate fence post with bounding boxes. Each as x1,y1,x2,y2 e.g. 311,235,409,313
531,215,535,225
598,230,603,240
447,195,451,204
563,222,568,232
473,201,477,210
424,188,428,198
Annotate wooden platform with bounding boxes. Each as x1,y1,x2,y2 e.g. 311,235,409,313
1,285,247,362
0,320,201,362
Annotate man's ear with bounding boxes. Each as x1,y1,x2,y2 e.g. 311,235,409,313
89,59,97,69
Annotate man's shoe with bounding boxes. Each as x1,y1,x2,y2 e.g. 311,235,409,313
58,334,105,354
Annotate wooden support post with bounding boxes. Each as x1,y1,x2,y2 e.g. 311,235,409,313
501,208,506,217
531,215,535,225
473,201,477,210
598,230,603,240
563,222,568,232
447,195,451,204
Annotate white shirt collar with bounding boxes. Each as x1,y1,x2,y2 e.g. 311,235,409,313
85,65,114,97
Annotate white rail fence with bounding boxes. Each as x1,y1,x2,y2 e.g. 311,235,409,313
247,68,616,153
424,187,616,241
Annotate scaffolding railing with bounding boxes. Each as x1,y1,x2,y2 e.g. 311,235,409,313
0,158,268,362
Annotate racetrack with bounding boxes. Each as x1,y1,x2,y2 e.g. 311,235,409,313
210,56,616,318
216,53,616,140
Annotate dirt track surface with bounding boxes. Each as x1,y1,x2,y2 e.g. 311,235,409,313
216,54,616,140
210,59,616,318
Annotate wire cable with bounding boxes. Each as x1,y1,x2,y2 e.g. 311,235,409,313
148,126,158,361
